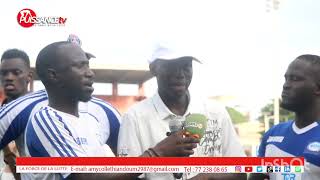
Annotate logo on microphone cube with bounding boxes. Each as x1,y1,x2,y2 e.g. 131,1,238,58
184,113,207,139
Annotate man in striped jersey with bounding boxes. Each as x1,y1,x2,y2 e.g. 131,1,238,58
24,41,199,180
0,90,121,156
0,48,122,179
0,60,120,156
0,48,33,180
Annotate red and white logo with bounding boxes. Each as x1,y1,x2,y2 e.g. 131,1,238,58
17,8,67,28
244,166,253,172
17,9,37,28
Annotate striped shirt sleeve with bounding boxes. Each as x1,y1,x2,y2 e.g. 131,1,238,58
0,90,48,149
26,108,87,158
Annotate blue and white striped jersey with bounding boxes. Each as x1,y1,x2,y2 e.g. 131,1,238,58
25,106,117,179
0,90,121,156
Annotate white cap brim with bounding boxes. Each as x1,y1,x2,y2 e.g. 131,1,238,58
149,45,201,64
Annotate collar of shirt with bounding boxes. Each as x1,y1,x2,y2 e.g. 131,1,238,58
151,91,192,121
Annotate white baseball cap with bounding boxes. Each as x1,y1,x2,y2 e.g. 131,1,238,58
148,44,201,64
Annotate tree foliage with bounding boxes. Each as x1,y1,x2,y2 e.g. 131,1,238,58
257,99,295,139
258,99,295,124
226,106,248,124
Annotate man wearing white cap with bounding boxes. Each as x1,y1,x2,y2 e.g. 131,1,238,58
118,45,246,179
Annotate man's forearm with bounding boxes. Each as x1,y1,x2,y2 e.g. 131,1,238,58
3,146,21,180
9,164,20,180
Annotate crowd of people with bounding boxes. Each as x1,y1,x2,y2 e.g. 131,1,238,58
0,36,319,180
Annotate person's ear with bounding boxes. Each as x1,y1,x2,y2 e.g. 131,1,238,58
149,61,160,76
47,68,58,83
149,63,156,76
314,81,320,96
26,71,33,84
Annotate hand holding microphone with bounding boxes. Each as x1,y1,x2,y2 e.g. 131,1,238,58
167,114,207,179
166,114,207,139
153,129,199,157
167,116,184,136
152,115,199,158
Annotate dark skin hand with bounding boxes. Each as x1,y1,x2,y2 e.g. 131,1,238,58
3,144,21,180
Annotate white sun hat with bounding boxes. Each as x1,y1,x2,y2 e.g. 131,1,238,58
148,44,201,64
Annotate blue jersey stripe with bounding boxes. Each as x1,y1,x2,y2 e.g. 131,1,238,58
26,120,50,157
43,109,75,157
0,97,48,149
90,100,120,153
92,97,121,115
50,110,78,157
0,91,47,119
34,113,64,157
53,111,76,142
0,89,45,112
38,110,70,157
0,90,45,115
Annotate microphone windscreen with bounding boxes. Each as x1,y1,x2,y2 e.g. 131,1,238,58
184,113,207,139
169,117,184,133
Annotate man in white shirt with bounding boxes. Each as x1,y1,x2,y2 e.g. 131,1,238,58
118,45,246,180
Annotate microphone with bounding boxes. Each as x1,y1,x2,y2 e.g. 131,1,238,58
168,117,184,179
184,113,207,139
169,117,184,134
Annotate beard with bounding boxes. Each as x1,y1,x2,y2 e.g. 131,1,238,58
280,97,311,113
78,93,92,102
